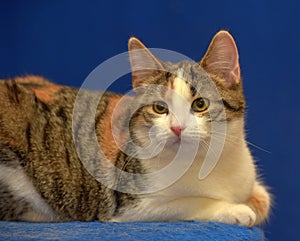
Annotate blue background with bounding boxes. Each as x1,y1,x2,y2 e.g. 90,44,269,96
0,1,299,240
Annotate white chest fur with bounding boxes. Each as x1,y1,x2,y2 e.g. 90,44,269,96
115,119,256,222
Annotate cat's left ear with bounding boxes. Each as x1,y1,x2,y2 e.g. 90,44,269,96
128,37,164,90
200,31,241,89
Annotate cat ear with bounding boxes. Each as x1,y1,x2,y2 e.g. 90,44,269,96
128,37,164,89
200,30,241,88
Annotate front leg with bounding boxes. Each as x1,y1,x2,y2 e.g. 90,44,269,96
114,196,256,227
184,198,256,227
114,181,270,226
163,182,270,226
192,182,270,226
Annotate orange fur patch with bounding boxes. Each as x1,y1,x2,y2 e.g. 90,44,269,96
14,76,64,104
247,191,270,225
14,75,50,85
30,85,64,104
97,95,131,166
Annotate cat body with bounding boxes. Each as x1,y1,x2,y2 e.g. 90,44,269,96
0,31,270,226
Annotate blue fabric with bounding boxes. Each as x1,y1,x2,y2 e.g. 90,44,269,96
0,222,264,241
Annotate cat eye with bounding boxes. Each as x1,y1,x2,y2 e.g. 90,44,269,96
191,98,209,112
152,101,169,115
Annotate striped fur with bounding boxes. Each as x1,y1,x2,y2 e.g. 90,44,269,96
0,31,270,226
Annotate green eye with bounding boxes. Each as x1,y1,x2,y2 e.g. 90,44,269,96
191,98,209,112
152,101,168,114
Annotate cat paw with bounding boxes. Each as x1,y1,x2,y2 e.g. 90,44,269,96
214,204,256,227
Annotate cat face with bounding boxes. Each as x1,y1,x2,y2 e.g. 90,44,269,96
129,65,212,153
150,72,210,146
127,31,246,157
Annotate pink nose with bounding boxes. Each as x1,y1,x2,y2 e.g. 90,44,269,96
171,126,185,136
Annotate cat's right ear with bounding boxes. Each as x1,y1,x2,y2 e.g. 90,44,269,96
128,37,164,90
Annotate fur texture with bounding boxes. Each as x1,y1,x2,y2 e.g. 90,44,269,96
0,31,271,226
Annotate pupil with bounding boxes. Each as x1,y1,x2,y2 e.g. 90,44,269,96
158,105,164,110
197,99,204,107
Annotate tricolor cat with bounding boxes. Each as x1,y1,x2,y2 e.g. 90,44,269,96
0,30,270,226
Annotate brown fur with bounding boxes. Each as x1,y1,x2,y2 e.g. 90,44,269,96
0,31,270,225
0,76,135,221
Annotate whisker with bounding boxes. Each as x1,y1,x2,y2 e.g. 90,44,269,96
211,131,271,154
114,131,169,151
244,142,271,154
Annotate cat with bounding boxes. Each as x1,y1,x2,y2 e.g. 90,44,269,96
0,30,270,226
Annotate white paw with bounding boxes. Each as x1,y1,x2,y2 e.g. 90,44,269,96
214,204,256,227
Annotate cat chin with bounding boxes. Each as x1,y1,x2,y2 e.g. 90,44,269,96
163,136,199,151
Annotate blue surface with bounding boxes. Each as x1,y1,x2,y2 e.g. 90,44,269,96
0,1,300,240
0,222,264,241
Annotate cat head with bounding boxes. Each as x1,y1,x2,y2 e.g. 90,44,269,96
127,31,245,155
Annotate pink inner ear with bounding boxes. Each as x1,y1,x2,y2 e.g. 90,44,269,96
231,64,241,83
128,38,164,89
201,31,241,88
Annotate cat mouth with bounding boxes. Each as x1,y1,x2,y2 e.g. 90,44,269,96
171,135,200,146
162,135,199,150
171,136,183,146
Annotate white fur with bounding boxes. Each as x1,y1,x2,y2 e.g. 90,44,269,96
0,165,58,221
114,80,259,226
